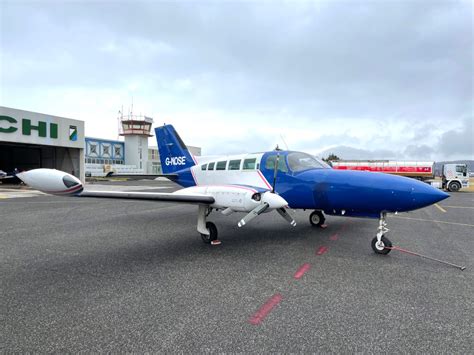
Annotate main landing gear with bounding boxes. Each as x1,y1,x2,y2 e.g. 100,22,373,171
197,205,220,245
371,212,392,255
309,210,326,228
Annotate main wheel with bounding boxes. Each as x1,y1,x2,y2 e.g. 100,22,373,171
448,181,461,192
371,236,392,255
201,222,218,244
309,210,325,227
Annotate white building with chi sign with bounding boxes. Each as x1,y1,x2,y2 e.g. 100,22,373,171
0,106,85,182
1,106,200,179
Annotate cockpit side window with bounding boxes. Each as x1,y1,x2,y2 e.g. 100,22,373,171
265,155,288,172
287,152,330,172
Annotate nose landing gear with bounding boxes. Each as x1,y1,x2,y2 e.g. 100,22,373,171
371,212,392,254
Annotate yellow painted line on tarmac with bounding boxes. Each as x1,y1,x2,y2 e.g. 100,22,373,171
434,203,446,213
391,215,474,228
0,195,8,199
442,205,474,209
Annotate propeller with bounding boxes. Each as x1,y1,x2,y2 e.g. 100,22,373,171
272,152,280,193
238,203,269,227
238,150,297,228
277,207,297,226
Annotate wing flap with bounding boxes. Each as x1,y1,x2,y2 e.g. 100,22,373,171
79,191,214,204
104,172,178,181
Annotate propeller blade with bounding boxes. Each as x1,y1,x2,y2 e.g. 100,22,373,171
276,207,297,226
238,203,269,227
272,152,280,193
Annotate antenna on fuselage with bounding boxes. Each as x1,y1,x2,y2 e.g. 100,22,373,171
280,134,289,150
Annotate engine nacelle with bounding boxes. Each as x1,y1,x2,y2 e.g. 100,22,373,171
16,169,83,196
175,186,288,212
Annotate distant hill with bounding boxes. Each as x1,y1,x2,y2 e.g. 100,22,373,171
316,145,399,160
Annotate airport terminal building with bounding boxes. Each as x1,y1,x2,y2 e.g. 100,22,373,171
1,106,200,180
0,106,85,181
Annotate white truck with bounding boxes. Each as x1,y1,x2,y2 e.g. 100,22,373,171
441,163,470,192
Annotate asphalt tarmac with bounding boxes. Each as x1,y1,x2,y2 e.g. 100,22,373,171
1,182,473,352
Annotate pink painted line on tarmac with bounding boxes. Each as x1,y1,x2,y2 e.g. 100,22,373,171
316,246,329,255
329,234,338,241
294,263,311,279
249,294,283,325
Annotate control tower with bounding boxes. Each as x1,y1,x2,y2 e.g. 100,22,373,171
119,112,154,171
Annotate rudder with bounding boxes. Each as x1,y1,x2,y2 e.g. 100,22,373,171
155,124,195,174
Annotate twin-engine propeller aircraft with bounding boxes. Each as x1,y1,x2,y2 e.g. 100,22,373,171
17,124,449,253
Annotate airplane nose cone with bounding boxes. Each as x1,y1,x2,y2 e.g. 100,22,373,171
410,182,449,208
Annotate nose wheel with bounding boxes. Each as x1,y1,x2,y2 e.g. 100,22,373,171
371,235,392,254
372,212,392,254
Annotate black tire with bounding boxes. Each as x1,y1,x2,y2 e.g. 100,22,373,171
201,222,218,244
448,181,461,192
309,211,325,227
371,236,392,255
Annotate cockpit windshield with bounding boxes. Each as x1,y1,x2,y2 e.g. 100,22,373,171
287,152,331,172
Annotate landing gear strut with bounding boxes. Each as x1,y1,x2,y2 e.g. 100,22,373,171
309,210,326,227
371,212,392,255
197,205,219,244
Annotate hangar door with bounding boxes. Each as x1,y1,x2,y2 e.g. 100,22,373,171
0,142,82,178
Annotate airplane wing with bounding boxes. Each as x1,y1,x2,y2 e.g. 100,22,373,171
79,190,214,204
16,168,296,240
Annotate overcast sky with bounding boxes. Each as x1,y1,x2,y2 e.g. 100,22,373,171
1,0,472,160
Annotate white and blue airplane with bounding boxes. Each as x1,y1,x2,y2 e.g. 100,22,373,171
17,124,449,253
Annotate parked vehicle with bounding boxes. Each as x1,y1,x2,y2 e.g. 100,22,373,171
331,160,470,192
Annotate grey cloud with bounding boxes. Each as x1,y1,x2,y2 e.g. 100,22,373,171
437,117,474,158
1,1,472,159
403,144,435,159
2,1,470,117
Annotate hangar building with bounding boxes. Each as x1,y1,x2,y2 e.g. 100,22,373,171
0,106,85,182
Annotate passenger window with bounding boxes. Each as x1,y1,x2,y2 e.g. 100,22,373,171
201,164,207,171
228,159,241,170
208,162,215,170
216,161,227,170
265,155,288,172
243,158,256,170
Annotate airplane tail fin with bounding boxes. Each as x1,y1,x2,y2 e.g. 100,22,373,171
155,124,196,174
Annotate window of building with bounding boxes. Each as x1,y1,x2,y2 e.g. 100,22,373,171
228,159,241,170
216,161,227,170
208,162,215,170
201,164,207,171
243,158,257,170
90,145,97,154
